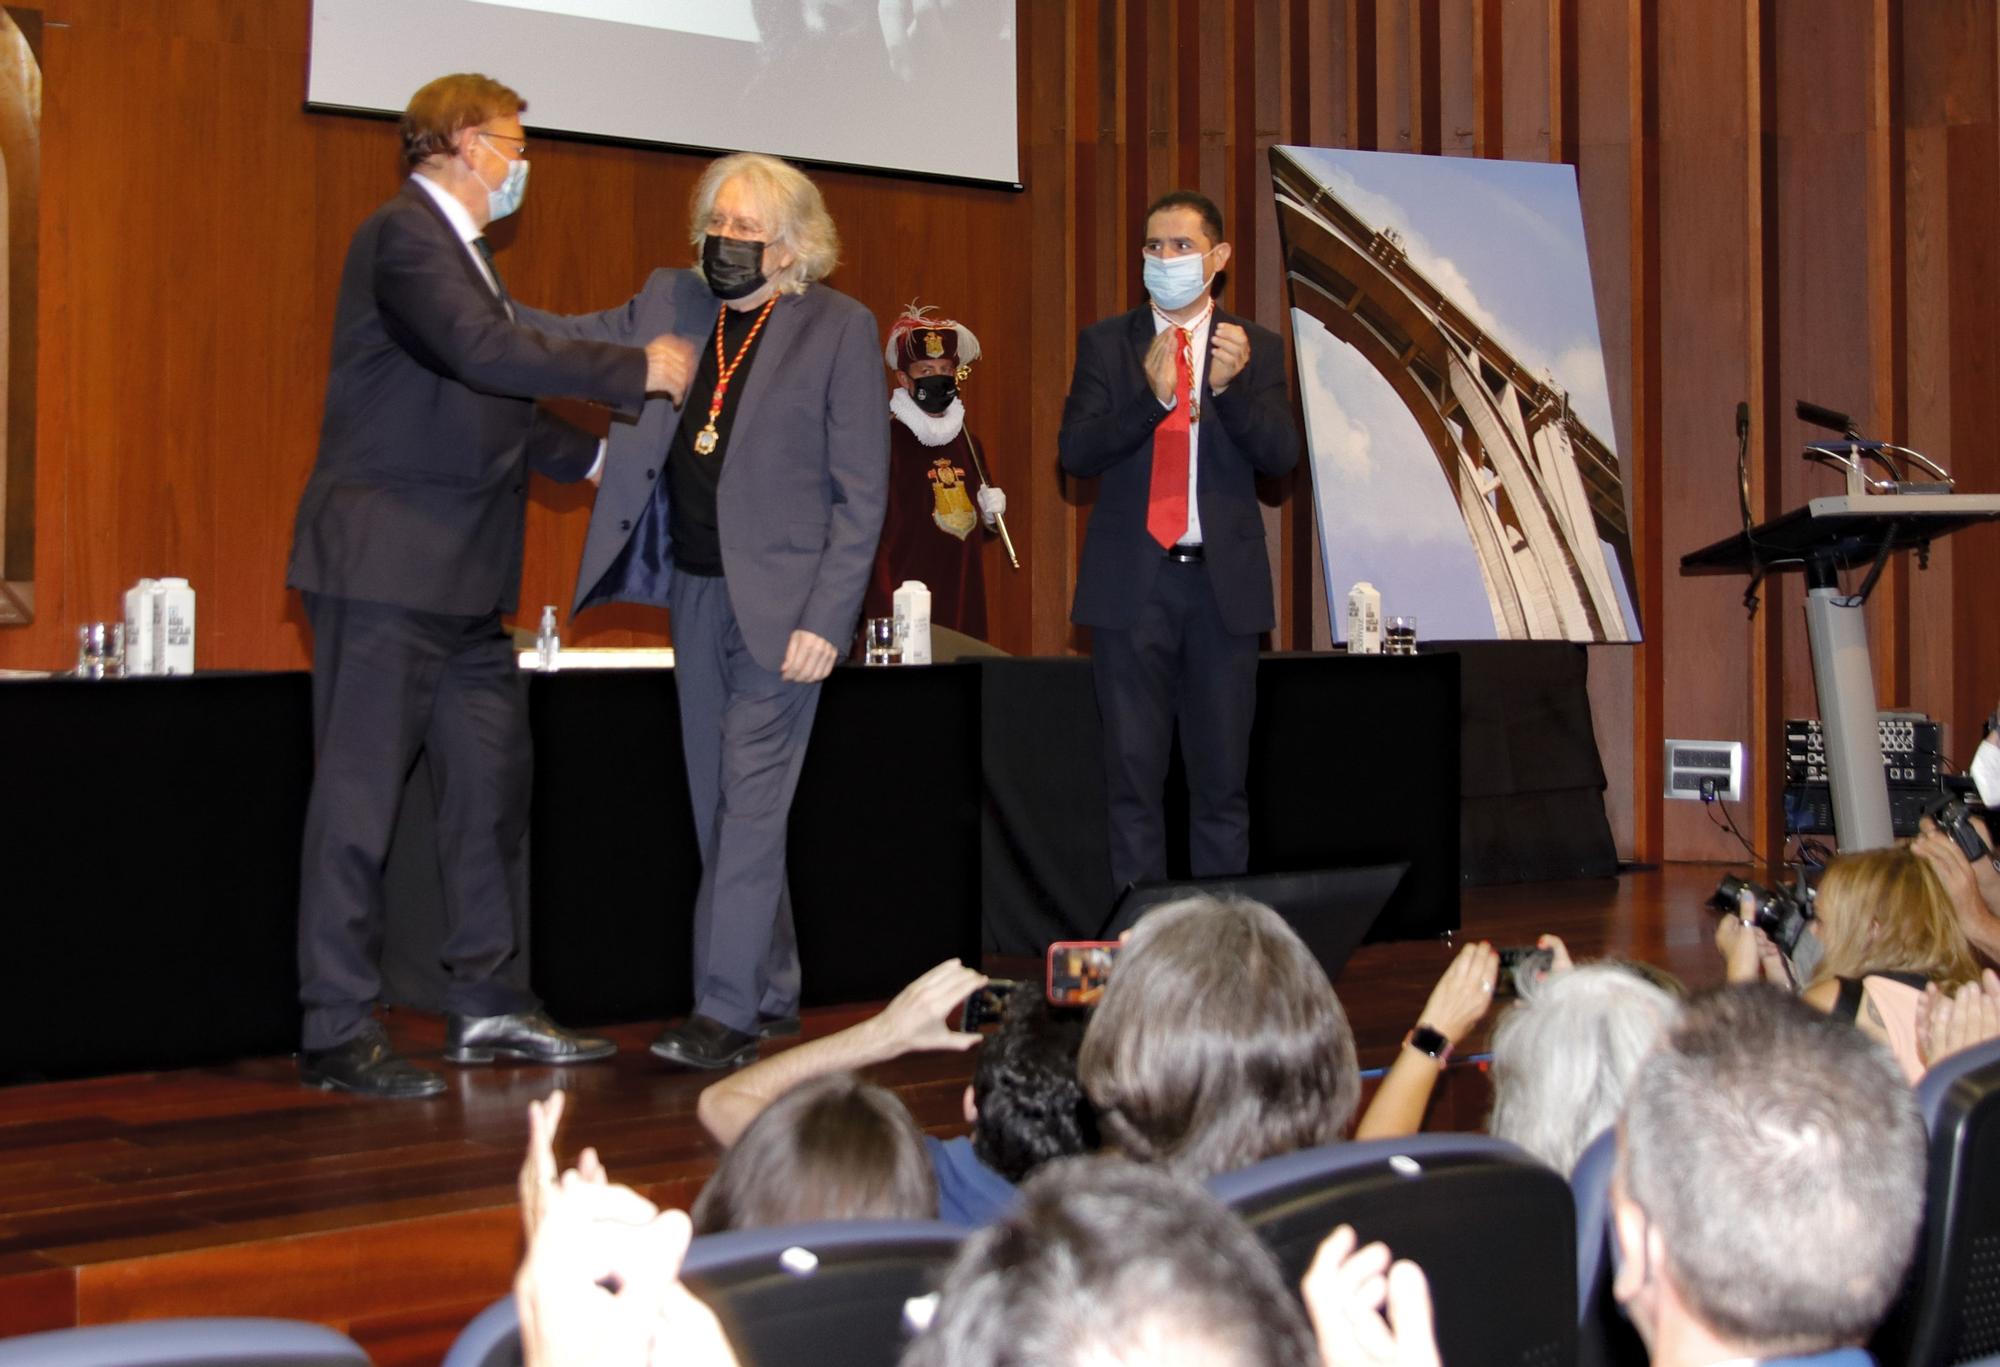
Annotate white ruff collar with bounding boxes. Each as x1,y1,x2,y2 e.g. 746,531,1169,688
891,388,966,446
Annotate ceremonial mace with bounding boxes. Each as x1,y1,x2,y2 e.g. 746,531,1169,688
955,364,1019,570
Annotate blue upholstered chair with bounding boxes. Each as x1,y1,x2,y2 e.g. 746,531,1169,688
0,1318,371,1367
1210,1132,1577,1367
1568,1126,1647,1367
442,1218,966,1367
1872,1036,2000,1367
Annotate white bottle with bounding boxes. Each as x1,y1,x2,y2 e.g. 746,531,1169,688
536,605,561,672
124,578,159,675
893,580,932,665
156,578,196,674
1345,581,1382,655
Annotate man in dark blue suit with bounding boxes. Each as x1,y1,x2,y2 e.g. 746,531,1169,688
286,73,689,1097
1058,191,1299,894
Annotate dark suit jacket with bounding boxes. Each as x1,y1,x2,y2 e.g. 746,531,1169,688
516,270,889,674
287,179,648,617
1058,306,1299,635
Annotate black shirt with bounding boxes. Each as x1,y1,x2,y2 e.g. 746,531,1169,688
668,302,770,576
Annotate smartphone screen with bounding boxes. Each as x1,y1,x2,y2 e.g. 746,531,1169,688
1047,941,1120,1007
961,979,1025,1031
1495,945,1554,998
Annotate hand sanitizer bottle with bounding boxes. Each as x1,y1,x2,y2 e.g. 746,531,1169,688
536,605,561,672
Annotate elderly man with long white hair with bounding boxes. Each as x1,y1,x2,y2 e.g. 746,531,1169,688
519,152,888,1069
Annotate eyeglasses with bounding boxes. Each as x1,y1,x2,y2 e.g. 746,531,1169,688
478,130,528,159
705,213,768,239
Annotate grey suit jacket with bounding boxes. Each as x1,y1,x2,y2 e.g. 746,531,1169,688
518,271,889,673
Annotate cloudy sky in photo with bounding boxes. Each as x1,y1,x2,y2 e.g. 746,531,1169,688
1279,147,1629,641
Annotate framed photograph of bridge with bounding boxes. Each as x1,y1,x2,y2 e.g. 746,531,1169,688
1272,146,1640,644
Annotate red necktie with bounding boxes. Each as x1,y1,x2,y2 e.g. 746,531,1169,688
1146,331,1193,549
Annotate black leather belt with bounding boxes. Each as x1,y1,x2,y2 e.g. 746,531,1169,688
1165,543,1205,564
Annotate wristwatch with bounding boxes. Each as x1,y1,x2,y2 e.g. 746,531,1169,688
1403,1023,1453,1065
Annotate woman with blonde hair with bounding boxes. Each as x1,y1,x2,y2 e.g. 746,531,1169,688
1722,844,1980,1079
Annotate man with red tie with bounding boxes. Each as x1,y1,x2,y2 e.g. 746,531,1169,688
1058,191,1299,894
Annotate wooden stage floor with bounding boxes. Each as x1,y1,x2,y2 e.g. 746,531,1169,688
0,864,1736,1364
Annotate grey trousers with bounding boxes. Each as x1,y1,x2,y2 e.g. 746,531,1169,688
668,572,820,1032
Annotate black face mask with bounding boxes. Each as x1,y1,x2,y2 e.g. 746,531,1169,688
911,374,958,416
703,234,767,300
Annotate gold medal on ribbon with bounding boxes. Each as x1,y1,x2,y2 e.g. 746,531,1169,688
693,296,779,459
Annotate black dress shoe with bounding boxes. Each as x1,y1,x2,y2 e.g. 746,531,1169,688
300,1024,446,1099
650,1014,760,1070
757,1015,801,1040
445,1010,617,1065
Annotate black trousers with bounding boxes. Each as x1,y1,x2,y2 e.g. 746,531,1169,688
297,592,536,1050
1090,559,1260,892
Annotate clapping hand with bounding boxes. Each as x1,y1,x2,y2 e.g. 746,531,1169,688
1144,329,1178,405
1303,1225,1442,1367
515,1174,738,1367
1209,323,1250,391
1919,969,2000,1067
520,1091,608,1244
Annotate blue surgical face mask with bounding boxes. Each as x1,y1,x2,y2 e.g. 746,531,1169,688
475,138,530,223
1143,250,1212,311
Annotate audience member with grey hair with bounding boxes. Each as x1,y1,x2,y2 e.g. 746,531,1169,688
901,1156,1320,1367
1488,962,1682,1174
1613,985,1927,1367
1077,894,1360,1181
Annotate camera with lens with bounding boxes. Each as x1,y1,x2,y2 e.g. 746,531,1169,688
1924,791,1992,864
1706,872,1816,957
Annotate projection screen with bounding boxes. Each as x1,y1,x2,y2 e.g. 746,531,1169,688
307,0,1021,187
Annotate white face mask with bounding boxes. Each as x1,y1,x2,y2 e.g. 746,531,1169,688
1143,250,1211,312
473,135,529,222
1972,736,2000,810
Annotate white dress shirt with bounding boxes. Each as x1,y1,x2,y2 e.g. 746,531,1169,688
1152,303,1213,546
409,172,506,307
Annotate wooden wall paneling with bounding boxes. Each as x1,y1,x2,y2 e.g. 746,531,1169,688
1626,0,1664,861
1437,0,1474,158
1239,0,1300,647
1472,0,1503,157
1027,0,1080,656
1376,0,1413,153
1657,0,1757,862
1548,0,1578,167
1941,106,2000,754
1351,0,1381,150
1748,0,1784,862
1499,0,1552,162
1899,0,1998,758
1772,0,1881,856
1865,0,1909,707
1574,0,1638,859
1410,0,1443,156
1898,3,1957,760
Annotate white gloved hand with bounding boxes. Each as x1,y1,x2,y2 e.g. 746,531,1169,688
976,484,1007,527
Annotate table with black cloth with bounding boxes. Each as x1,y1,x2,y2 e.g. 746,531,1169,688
0,646,1618,1081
